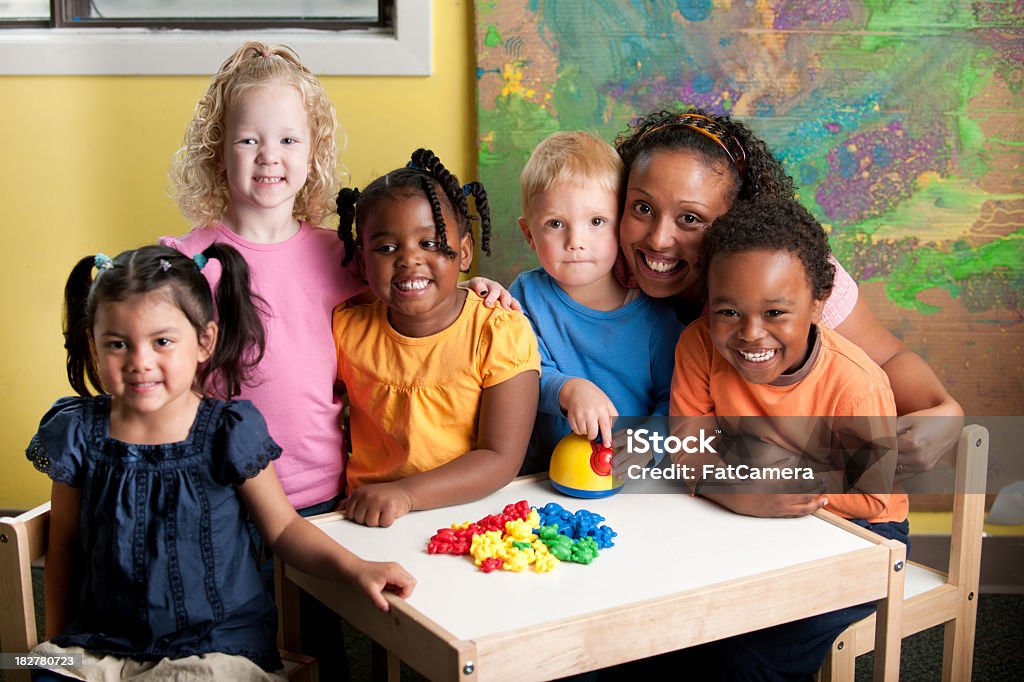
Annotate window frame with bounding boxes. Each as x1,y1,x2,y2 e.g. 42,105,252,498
0,0,430,76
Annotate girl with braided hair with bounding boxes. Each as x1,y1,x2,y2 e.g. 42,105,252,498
613,106,962,494
334,149,540,527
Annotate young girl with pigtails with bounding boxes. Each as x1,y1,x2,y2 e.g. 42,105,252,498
27,244,413,682
334,148,541,528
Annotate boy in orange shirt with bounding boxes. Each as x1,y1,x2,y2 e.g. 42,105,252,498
668,195,907,680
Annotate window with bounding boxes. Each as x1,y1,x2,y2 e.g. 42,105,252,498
0,0,429,75
1,1,384,30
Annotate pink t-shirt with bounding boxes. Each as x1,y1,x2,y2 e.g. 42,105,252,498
161,222,364,509
819,256,858,329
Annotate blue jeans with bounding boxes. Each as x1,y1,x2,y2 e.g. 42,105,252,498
600,519,910,682
251,493,351,682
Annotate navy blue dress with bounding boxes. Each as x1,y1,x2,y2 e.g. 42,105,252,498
26,395,283,672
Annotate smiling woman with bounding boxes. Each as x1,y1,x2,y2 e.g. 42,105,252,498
619,147,733,303
615,106,964,476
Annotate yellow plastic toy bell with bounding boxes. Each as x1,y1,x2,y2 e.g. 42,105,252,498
548,433,625,498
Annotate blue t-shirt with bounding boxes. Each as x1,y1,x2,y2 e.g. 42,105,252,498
26,396,282,671
509,267,683,473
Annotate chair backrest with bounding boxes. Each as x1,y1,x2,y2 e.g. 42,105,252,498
0,502,51,682
817,424,990,682
946,423,988,591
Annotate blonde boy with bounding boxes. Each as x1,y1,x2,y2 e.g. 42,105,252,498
510,131,682,474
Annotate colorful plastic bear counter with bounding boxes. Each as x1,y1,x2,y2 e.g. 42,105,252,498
426,500,617,573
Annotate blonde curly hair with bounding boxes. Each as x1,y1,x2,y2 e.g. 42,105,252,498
170,41,340,226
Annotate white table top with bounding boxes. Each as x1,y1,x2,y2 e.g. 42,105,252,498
315,478,876,641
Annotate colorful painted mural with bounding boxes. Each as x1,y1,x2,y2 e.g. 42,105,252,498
474,0,1023,414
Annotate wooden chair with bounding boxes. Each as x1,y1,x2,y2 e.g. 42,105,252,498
0,502,318,682
818,424,989,682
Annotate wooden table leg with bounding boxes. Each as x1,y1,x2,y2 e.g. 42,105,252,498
372,640,402,682
872,539,906,681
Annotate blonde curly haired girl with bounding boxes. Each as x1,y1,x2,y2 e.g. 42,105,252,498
170,40,340,226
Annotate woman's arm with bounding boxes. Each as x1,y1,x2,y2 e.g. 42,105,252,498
834,297,964,477
239,467,415,611
343,370,540,527
44,482,82,638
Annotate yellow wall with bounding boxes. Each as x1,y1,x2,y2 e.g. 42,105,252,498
0,0,477,509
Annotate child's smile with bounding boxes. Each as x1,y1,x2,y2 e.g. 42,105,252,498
707,250,825,384
360,193,473,338
221,82,312,226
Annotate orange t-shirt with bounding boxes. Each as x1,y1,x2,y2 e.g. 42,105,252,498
671,318,907,523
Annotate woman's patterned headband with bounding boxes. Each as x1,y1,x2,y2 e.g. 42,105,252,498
638,113,749,175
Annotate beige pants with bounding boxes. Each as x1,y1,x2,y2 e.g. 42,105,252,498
31,641,286,681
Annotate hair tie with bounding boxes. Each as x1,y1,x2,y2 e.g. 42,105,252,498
192,253,208,271
94,253,114,271
159,259,171,272
406,160,422,171
462,183,473,196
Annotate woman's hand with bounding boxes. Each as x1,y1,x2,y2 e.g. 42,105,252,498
461,277,521,311
895,405,964,481
341,482,414,528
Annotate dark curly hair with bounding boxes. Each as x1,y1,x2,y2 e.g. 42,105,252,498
699,196,835,302
337,148,491,267
615,107,795,204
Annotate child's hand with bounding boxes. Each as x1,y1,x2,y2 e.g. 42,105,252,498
341,482,414,527
701,472,828,518
611,428,650,478
559,378,618,447
355,559,416,612
708,491,829,518
461,277,522,311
